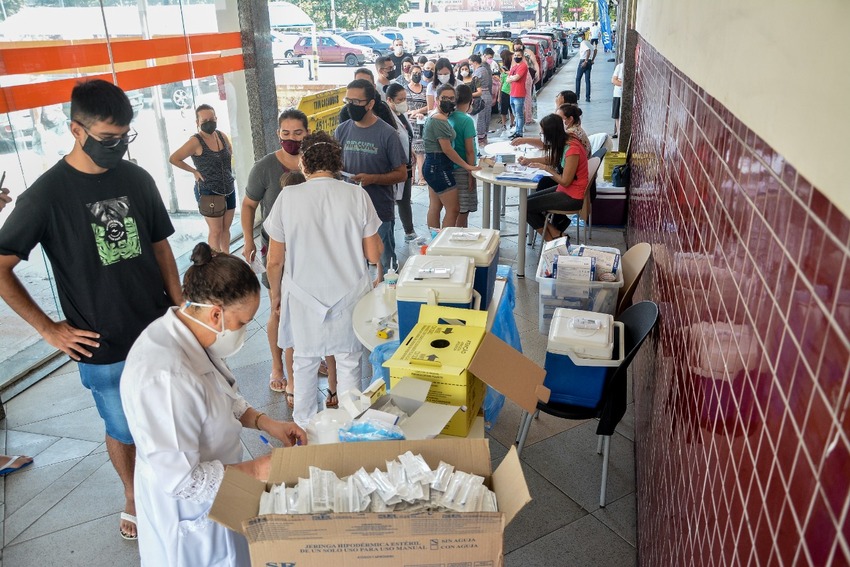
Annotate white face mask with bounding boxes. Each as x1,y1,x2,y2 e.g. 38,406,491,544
181,301,247,359
393,100,409,114
437,74,450,84
394,46,404,55
460,70,469,78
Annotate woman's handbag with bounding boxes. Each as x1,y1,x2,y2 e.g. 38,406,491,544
199,193,226,217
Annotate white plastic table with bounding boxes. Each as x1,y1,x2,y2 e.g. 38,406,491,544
472,166,540,278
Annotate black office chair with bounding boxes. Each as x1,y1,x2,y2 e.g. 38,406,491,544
515,301,660,507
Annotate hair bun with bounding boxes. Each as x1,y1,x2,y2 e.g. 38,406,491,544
190,242,214,266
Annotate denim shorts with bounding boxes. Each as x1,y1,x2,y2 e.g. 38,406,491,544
194,180,237,210
423,153,457,194
78,360,134,445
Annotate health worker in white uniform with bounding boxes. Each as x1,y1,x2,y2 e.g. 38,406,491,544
264,131,383,428
121,243,307,567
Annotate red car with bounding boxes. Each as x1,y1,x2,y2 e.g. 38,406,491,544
293,33,370,66
524,35,558,81
521,39,547,88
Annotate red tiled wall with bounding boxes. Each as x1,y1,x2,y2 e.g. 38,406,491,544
628,36,850,567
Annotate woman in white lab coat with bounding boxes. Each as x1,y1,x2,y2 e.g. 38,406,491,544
121,244,307,567
264,131,383,428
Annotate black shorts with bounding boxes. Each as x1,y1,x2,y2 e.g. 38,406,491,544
591,38,599,46
500,91,511,116
612,97,621,119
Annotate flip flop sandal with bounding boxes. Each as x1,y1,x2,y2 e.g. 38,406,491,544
120,512,138,541
285,392,295,409
0,455,33,476
325,390,338,409
318,359,329,376
269,374,287,393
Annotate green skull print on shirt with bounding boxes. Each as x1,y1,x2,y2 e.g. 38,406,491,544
87,197,141,266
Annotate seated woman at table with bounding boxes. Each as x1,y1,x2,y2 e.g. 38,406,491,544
120,243,307,567
509,103,592,158
264,131,384,429
522,113,589,242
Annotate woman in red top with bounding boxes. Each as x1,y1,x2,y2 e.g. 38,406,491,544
521,113,589,241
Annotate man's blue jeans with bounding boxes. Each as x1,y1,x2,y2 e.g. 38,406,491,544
576,61,593,101
510,96,525,136
377,220,396,273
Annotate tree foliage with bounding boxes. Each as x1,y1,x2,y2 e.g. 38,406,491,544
298,0,408,30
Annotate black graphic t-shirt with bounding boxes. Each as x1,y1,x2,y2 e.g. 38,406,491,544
0,159,175,364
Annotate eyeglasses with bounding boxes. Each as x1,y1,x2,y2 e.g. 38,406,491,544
75,121,137,148
438,97,456,103
343,97,370,106
381,66,395,73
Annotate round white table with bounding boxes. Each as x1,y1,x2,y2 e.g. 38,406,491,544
472,166,542,278
482,140,542,159
351,282,398,352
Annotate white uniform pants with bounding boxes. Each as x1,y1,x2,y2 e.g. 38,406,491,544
292,349,362,429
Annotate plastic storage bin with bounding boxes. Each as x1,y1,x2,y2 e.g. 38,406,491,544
427,227,500,309
543,313,625,407
396,255,478,341
594,180,627,226
536,246,624,334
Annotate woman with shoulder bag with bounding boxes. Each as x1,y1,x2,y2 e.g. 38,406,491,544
170,104,236,253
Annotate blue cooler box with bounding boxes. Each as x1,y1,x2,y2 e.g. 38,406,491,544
543,308,625,407
396,255,477,341
426,227,500,309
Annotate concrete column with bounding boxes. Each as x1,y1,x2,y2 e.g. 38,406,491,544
617,0,640,153
236,0,279,162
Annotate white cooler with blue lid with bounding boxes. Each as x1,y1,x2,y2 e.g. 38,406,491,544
426,227,500,309
543,308,624,407
396,255,478,341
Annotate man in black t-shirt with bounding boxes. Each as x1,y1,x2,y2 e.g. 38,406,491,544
0,80,181,541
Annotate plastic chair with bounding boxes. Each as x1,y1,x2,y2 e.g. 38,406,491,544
588,132,608,155
539,156,601,247
617,243,652,316
514,301,660,507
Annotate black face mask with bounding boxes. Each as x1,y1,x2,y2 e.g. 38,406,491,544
411,73,422,84
439,100,456,115
82,135,127,169
423,70,434,79
347,103,369,122
514,56,523,63
200,121,216,134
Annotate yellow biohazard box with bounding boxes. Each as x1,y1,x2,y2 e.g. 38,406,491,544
384,305,488,436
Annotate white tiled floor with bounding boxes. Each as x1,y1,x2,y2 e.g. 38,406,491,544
0,50,634,567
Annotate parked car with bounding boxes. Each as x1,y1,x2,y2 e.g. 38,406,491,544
453,27,477,45
377,27,420,54
159,76,219,109
293,33,370,66
0,111,36,153
420,28,456,52
524,35,557,80
271,30,300,65
341,31,392,58
520,39,547,88
524,30,563,67
470,30,514,60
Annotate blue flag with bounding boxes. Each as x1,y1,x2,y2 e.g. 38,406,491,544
598,0,613,52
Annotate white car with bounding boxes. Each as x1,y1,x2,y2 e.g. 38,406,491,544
377,27,419,54
434,28,460,48
271,30,300,65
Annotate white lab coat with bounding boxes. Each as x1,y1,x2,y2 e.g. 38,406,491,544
121,308,251,567
263,177,381,357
